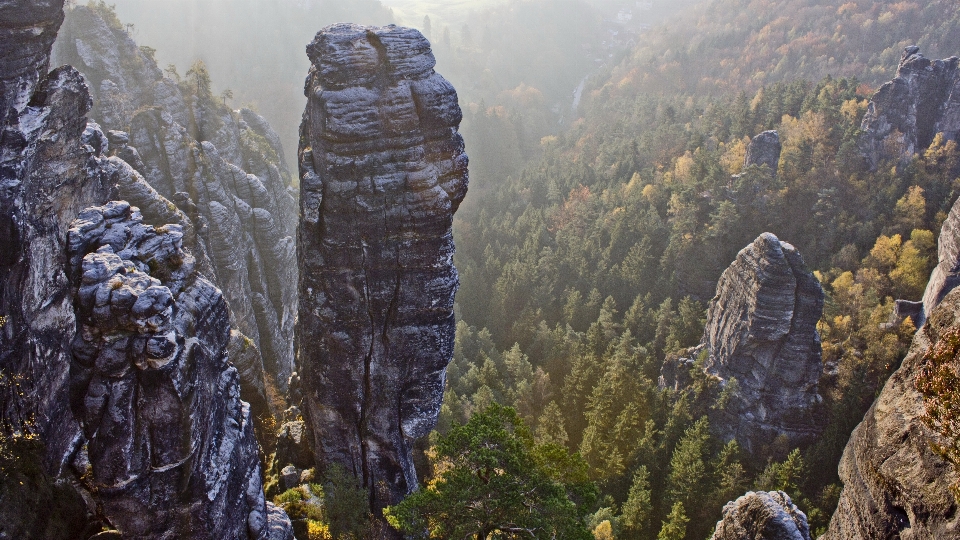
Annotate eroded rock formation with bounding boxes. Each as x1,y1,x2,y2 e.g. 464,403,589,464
711,491,811,540
823,288,960,539
67,201,291,539
920,193,960,325
0,0,112,473
860,46,960,169
0,1,290,537
54,5,298,392
701,233,825,453
298,23,468,515
744,130,782,173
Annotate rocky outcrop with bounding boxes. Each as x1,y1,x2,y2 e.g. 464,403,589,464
920,193,960,325
860,46,960,169
54,5,298,392
822,288,960,539
67,201,292,540
711,491,811,540
0,1,290,536
0,0,64,126
700,233,825,453
298,23,468,517
0,0,113,473
744,130,782,173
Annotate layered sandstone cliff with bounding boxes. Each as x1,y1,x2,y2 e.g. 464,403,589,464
920,193,960,325
0,0,112,476
701,233,825,453
67,201,291,539
860,46,960,169
297,23,468,517
822,283,960,539
0,1,289,537
54,5,298,392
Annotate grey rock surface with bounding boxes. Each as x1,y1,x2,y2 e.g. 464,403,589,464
921,193,960,325
298,23,468,517
822,288,960,539
0,0,113,473
0,0,64,126
712,491,811,540
55,5,298,391
744,130,782,173
67,201,290,540
701,233,825,453
860,46,960,169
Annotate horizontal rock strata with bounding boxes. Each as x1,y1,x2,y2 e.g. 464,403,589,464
67,201,291,540
297,23,468,517
702,233,825,453
55,5,298,392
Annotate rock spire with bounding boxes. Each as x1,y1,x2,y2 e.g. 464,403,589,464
297,23,468,517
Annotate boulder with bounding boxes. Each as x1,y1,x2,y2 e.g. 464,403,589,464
711,491,811,540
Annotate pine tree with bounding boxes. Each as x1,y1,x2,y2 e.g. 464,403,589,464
657,502,688,540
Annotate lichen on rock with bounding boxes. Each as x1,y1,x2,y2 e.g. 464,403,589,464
67,201,292,540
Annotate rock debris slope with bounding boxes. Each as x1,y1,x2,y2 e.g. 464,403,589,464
701,233,825,453
860,46,960,169
67,201,291,540
297,23,468,516
823,288,960,539
711,491,811,540
54,5,298,392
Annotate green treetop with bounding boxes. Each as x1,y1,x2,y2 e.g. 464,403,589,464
385,404,596,539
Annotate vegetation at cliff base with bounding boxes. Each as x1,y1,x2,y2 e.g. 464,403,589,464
385,404,596,539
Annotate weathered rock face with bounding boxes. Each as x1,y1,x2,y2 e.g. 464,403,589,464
54,5,298,392
0,0,64,126
920,193,960,325
298,23,468,515
711,491,811,540
744,130,782,173
860,46,960,169
701,233,825,453
67,201,292,540
823,288,960,539
0,0,114,472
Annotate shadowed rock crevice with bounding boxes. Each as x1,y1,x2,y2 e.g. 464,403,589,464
297,22,468,520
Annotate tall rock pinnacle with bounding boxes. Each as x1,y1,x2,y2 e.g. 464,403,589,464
297,23,468,516
702,233,825,453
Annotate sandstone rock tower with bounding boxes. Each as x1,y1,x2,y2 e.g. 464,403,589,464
703,233,825,452
297,23,468,514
